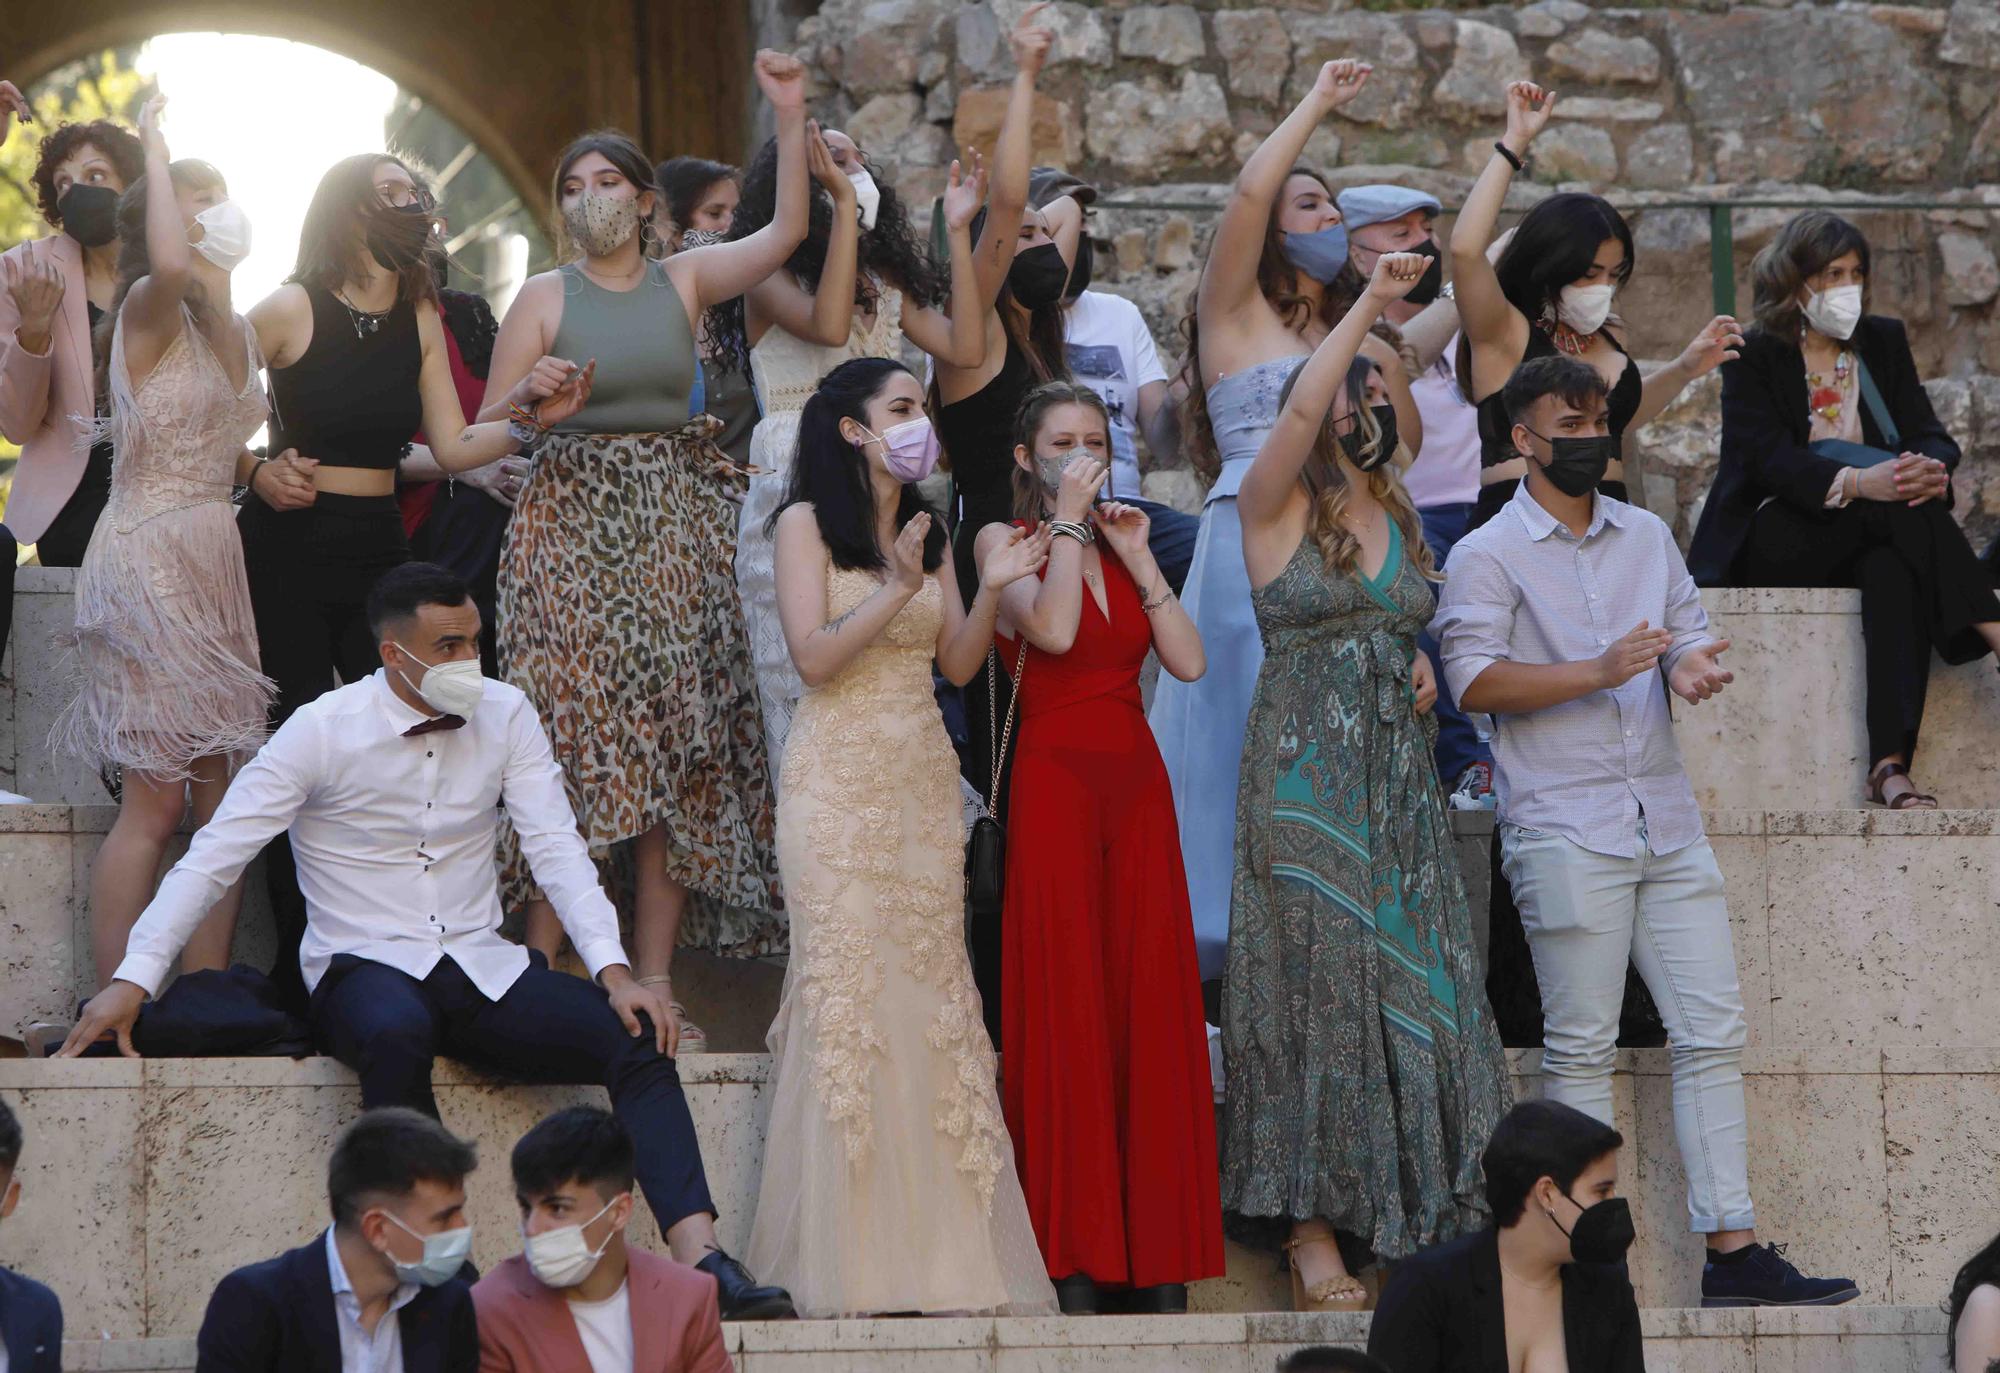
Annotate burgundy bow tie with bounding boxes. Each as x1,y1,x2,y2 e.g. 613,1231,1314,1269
404,714,466,737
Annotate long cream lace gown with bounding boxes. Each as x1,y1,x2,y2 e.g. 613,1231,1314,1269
734,283,904,785
745,565,1055,1317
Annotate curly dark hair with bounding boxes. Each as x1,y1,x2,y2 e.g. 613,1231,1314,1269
32,120,146,228
710,134,948,376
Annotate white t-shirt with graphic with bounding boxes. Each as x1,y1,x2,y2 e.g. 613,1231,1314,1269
1062,290,1169,501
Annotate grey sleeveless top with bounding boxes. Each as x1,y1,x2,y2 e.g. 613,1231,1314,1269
550,260,697,434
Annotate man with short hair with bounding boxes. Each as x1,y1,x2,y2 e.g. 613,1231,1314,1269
194,1107,480,1372
1434,356,1855,1308
473,1107,731,1373
1339,181,1494,804
65,561,791,1320
0,1095,62,1373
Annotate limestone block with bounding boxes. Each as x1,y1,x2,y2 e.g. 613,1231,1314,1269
1552,97,1665,123
1513,1,1591,41
1286,16,1426,130
1533,124,1618,185
995,1314,1254,1372
1212,9,1289,104
1084,73,1232,172
1626,125,1697,190
849,91,953,175
12,568,102,807
1546,28,1663,86
818,0,954,97
954,88,1079,171
1116,6,1205,68
1882,1050,2000,1304
0,809,75,1034
1939,230,2000,306
1705,829,1770,1050
1942,0,2000,71
1429,20,1528,122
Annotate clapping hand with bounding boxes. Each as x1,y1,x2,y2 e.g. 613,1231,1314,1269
1678,315,1744,378
942,150,988,233
980,521,1053,591
3,254,65,344
1502,80,1557,153
1668,637,1734,705
1365,251,1432,303
1090,500,1151,561
890,511,933,591
1594,620,1673,690
1010,2,1056,77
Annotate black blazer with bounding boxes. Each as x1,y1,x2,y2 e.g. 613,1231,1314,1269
1366,1228,1645,1373
0,1265,62,1373
1688,314,1959,586
194,1232,477,1373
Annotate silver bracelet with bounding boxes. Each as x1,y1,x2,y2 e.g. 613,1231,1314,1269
1049,519,1094,545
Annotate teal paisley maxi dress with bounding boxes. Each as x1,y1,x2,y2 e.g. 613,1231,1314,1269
1221,519,1511,1261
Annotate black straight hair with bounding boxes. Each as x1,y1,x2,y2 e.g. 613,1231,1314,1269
1458,192,1635,398
512,1106,636,1202
365,561,473,639
327,1107,477,1228
1482,1100,1624,1227
655,156,738,230
1502,354,1612,429
1949,1231,2000,1367
769,356,945,574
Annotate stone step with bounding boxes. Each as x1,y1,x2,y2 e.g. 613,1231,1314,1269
7,804,1996,1055
45,1306,1953,1372
0,1048,1989,1341
1678,588,2000,811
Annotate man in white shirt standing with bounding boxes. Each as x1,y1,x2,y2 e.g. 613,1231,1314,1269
62,562,793,1321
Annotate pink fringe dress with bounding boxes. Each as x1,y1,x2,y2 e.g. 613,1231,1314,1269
50,306,274,780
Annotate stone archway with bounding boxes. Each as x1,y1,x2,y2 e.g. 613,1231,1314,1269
5,0,756,218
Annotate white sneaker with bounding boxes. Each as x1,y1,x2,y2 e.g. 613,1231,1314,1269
0,790,33,805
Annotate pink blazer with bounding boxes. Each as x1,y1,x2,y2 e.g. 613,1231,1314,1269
0,232,95,545
471,1250,733,1373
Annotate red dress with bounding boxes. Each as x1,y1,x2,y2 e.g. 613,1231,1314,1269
999,541,1225,1287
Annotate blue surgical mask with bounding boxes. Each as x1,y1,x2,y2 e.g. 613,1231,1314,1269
380,1211,473,1288
1283,222,1349,285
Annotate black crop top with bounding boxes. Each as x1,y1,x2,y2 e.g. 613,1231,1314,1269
1474,325,1642,468
268,284,423,469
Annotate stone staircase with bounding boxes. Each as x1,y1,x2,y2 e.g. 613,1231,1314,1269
1,569,1992,1369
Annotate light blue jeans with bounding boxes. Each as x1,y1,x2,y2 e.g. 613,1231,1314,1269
1500,819,1756,1234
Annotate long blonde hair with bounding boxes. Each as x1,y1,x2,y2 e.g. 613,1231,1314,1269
1010,381,1113,522
1282,356,1439,583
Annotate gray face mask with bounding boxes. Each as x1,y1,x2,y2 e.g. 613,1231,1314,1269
1033,446,1092,502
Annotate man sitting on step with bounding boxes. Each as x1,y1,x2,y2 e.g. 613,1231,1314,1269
1434,356,1858,1309
61,561,793,1321
196,1108,480,1372
0,1096,62,1373
473,1106,731,1373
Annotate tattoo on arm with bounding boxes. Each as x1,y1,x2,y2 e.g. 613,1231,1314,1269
822,607,859,635
1139,582,1174,614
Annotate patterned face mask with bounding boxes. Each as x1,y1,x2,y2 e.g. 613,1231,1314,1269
563,190,642,257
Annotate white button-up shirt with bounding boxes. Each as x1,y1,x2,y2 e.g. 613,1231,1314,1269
1432,483,1715,859
326,1226,415,1373
115,671,629,999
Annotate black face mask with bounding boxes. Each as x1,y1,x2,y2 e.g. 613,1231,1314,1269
1063,232,1095,302
1547,1193,1635,1265
1405,239,1445,306
58,183,120,248
1339,403,1400,471
1523,428,1616,498
366,202,434,273
1008,243,1071,310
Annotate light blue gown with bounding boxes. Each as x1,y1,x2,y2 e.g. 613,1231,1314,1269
1147,355,1306,980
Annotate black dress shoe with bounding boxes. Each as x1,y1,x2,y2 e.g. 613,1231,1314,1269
1054,1272,1100,1314
1122,1283,1188,1314
696,1248,797,1320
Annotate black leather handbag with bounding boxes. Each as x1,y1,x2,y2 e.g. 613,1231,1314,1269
965,643,1026,918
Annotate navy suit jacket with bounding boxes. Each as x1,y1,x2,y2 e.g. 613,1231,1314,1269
0,1266,62,1373
195,1232,477,1373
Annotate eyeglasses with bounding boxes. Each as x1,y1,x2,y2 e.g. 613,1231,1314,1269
376,182,436,211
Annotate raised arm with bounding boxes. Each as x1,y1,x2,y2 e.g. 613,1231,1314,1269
747,124,858,349
899,154,990,369
670,52,813,316
1630,313,1742,429
1199,59,1372,328
1399,297,1461,373
1450,80,1557,393
1238,252,1427,533
115,95,190,353
969,4,1055,305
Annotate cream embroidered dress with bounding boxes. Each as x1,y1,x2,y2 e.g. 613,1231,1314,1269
744,563,1054,1317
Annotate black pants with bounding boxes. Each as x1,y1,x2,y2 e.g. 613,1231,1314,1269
311,951,716,1232
1742,497,1999,765
417,481,511,678
34,445,113,567
240,492,411,1011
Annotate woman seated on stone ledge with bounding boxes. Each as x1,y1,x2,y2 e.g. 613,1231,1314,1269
1688,209,2000,810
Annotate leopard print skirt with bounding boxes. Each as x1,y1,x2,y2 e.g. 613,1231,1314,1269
496,420,784,956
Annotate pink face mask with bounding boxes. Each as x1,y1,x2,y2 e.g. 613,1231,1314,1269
858,416,941,482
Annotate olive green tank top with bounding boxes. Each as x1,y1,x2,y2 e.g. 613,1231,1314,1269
549,260,697,434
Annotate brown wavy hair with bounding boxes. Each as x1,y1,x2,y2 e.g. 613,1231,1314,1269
1010,380,1112,523
1749,210,1872,341
1276,355,1437,583
289,152,439,307
92,159,228,407
550,130,658,262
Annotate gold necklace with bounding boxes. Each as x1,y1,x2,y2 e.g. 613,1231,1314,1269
582,258,647,288
1498,1255,1562,1292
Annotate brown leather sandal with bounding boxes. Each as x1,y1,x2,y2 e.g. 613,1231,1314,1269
1866,761,1937,810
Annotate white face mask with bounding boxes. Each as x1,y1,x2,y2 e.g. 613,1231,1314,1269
849,168,881,232
1557,282,1616,335
393,643,485,718
1803,283,1863,340
190,200,252,271
379,1212,473,1289
521,1194,624,1289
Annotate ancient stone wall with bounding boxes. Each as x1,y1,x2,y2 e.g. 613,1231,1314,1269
785,0,2000,550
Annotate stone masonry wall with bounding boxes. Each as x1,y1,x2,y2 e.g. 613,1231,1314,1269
784,0,2000,551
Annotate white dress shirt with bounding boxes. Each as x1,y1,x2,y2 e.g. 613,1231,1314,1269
115,671,629,999
1432,482,1715,859
326,1226,416,1373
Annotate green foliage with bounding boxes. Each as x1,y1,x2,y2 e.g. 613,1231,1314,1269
0,49,153,251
